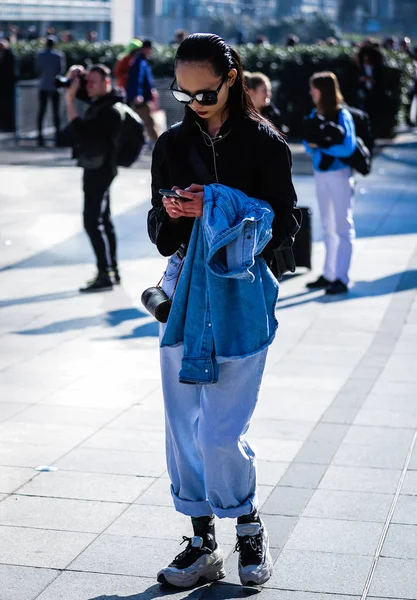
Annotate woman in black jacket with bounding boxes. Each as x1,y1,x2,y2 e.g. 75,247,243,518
148,34,298,589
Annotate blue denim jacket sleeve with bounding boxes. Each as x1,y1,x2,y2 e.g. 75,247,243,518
203,184,274,282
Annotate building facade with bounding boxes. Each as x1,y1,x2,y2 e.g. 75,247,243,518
277,0,340,19
0,0,111,39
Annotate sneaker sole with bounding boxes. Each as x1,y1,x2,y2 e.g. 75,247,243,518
157,562,226,589
240,553,273,586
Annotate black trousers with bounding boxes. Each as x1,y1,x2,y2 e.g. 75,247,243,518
83,169,117,274
37,90,61,139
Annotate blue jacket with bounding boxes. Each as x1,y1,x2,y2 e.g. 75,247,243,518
161,184,279,385
303,108,357,172
126,54,154,104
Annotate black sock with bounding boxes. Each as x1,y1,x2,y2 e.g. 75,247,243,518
191,516,216,551
237,510,261,525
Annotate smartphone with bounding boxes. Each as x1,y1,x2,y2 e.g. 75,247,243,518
159,189,192,202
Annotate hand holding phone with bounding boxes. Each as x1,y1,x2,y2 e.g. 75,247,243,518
159,189,192,202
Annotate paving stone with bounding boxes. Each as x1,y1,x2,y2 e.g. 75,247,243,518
382,523,417,560
36,570,205,600
402,471,417,495
308,423,350,443
17,469,154,503
256,460,289,486
278,463,327,488
268,548,373,595
82,428,166,453
321,407,359,425
250,593,358,600
263,486,314,517
0,465,37,493
286,517,383,555
318,465,402,494
332,442,409,470
0,563,59,600
55,447,167,478
332,390,368,409
69,533,232,577
248,419,314,441
0,494,126,533
105,504,194,541
250,439,303,462
392,495,417,525
262,514,297,548
135,477,173,507
369,557,417,599
342,425,415,447
370,381,417,397
354,408,417,429
410,446,417,470
106,406,165,432
0,525,96,568
304,489,393,522
364,394,417,415
0,441,69,468
0,422,96,448
0,402,30,422
10,404,122,428
293,440,339,465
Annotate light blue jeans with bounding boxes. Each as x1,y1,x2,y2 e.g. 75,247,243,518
160,254,268,518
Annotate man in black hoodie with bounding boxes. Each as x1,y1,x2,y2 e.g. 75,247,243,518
66,64,122,293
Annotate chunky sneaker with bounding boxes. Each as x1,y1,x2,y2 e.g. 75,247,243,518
235,522,273,586
79,273,113,293
157,535,225,588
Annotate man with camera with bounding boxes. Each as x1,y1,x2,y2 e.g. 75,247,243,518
65,64,123,293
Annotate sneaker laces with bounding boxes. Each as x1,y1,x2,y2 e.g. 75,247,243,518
234,529,264,566
172,536,211,566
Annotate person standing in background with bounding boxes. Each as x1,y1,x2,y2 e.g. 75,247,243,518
126,39,159,146
114,39,143,93
245,71,287,133
36,37,66,146
0,39,17,133
303,71,357,295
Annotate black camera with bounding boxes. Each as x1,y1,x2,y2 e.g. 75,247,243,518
55,73,87,90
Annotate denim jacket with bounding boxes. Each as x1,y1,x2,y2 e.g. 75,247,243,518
161,184,279,385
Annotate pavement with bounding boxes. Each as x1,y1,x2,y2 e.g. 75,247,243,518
0,133,417,600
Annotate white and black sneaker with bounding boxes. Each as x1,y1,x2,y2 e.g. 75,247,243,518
157,535,225,588
235,522,273,586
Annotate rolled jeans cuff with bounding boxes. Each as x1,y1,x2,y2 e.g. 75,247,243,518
171,485,258,519
170,486,212,517
211,491,258,519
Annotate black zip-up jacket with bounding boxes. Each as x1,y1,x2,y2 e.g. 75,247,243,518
70,90,123,172
149,112,299,277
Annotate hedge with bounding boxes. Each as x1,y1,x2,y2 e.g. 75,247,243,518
13,41,414,138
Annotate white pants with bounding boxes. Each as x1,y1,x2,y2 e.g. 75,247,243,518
314,167,355,285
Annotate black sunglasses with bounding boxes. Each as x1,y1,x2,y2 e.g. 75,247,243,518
169,76,227,106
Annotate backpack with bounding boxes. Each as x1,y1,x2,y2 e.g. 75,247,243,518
341,106,373,176
114,102,146,167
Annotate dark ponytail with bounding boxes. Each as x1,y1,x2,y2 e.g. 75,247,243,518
174,33,271,133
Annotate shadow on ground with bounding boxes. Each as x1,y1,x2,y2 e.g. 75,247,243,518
279,269,417,310
8,270,417,336
15,307,159,338
89,581,261,600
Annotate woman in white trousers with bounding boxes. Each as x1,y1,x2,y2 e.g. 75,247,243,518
303,71,357,295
